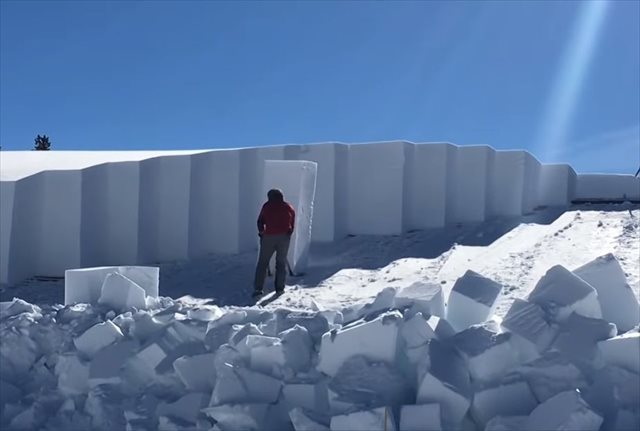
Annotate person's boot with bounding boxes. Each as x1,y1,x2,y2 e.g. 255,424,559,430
252,289,263,298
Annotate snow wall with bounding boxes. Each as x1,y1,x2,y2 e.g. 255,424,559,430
1,142,639,285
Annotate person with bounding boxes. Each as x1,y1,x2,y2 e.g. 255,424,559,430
253,189,295,297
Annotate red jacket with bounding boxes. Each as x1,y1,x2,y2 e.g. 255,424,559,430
257,201,295,236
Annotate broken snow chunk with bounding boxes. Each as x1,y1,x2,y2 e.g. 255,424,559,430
446,270,502,332
573,254,640,332
395,282,445,318
484,416,527,431
501,299,556,362
517,351,589,402
358,287,397,319
401,313,437,349
469,377,537,428
156,392,208,424
65,265,158,305
289,407,330,431
209,363,282,406
399,404,441,431
524,390,603,431
186,305,223,322
426,316,455,339
583,365,640,430
280,324,313,372
74,320,124,358
330,407,396,431
318,311,402,377
283,383,330,415
598,331,640,373
55,354,90,396
173,352,216,392
246,335,286,376
450,323,518,383
0,298,42,319
98,273,146,312
528,265,602,322
202,404,269,431
89,339,138,387
130,312,166,342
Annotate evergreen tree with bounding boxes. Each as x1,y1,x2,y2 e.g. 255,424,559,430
34,135,51,151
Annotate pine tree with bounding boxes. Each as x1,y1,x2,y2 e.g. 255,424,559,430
34,135,51,151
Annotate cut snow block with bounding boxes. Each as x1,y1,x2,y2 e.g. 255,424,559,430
524,390,603,431
0,181,15,285
157,392,208,424
416,340,471,428
598,331,640,374
173,353,216,392
279,324,313,372
470,378,537,428
450,323,518,383
527,265,602,322
89,339,138,386
55,354,90,396
484,416,527,431
263,159,317,274
283,383,330,415
488,150,540,217
501,299,556,363
575,173,640,201
573,254,640,332
289,407,330,431
331,407,396,431
399,404,441,431
401,313,438,350
98,272,146,311
318,311,402,377
202,404,269,431
537,163,576,207
245,334,286,377
447,145,494,224
517,352,589,403
583,365,640,431
209,363,282,406
446,270,503,333
74,320,124,359
65,266,158,305
395,282,445,318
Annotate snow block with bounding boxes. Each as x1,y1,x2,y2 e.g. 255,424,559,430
55,354,90,396
399,404,441,431
484,416,527,431
527,265,602,322
279,324,313,372
245,334,287,377
598,331,640,374
470,378,537,428
202,403,269,431
283,383,330,415
98,272,146,311
74,320,124,359
64,266,159,306
446,270,503,332
401,313,438,350
537,163,576,207
583,365,640,431
488,150,541,217
501,299,556,363
157,392,208,425
575,173,640,202
318,311,402,377
450,323,518,383
524,390,603,431
518,352,589,402
89,339,137,386
573,254,640,332
330,407,396,431
347,142,405,235
0,181,15,285
209,363,282,406
173,352,216,392
289,407,330,431
395,282,445,318
263,160,318,273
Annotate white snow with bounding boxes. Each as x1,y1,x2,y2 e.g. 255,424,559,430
399,404,441,431
501,299,557,362
524,390,603,431
98,272,147,311
598,331,640,374
446,270,503,332
73,320,124,358
173,352,216,392
289,407,330,431
394,282,445,318
64,266,158,305
330,407,396,431
55,354,89,396
575,173,640,202
470,378,538,427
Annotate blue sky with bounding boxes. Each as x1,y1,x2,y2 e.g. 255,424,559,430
1,0,638,173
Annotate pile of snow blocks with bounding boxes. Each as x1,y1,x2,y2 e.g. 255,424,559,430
1,254,639,431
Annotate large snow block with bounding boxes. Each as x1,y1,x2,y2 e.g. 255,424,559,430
263,160,318,273
447,145,495,224
573,254,640,332
347,142,405,235
524,390,603,431
470,378,537,428
528,265,602,322
202,404,269,431
488,150,541,217
74,320,124,359
289,407,330,431
64,266,158,305
173,352,216,392
518,352,589,402
138,155,191,263
575,173,640,201
403,143,454,229
0,181,15,285
395,282,445,318
598,331,640,374
537,164,577,207
98,272,146,311
501,299,557,362
89,339,138,386
188,150,242,256
330,407,396,431
318,311,402,377
446,270,503,332
209,363,282,405
55,354,90,396
399,404,440,431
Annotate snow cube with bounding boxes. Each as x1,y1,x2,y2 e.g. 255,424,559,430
517,351,588,403
501,299,556,362
470,378,537,427
209,363,282,405
401,313,437,349
524,390,603,431
55,354,89,396
330,407,396,431
399,404,441,431
598,331,640,373
157,393,208,424
246,335,286,376
283,383,329,414
98,272,146,311
484,416,527,431
527,265,602,322
202,404,269,431
583,365,640,431
74,320,124,359
289,407,330,431
173,353,216,392
89,339,137,386
65,266,158,305
318,311,402,377
395,282,445,318
446,271,502,332
573,254,640,332
280,324,313,372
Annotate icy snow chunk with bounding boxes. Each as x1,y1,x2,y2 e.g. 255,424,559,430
583,365,640,431
358,287,397,319
157,392,208,424
598,331,640,373
65,265,158,305
283,383,325,414
0,298,41,319
290,407,330,431
273,309,331,341
573,254,640,332
450,323,517,383
446,270,502,332
89,339,137,386
501,299,556,362
55,354,89,395
186,305,223,322
330,407,396,431
524,390,603,431
280,324,313,372
173,352,216,392
202,404,269,431
528,265,602,322
98,273,146,311
318,310,402,377
395,282,445,318
246,335,286,376
484,416,527,431
399,404,441,431
209,363,282,406
401,312,437,349
130,312,166,342
469,378,537,427
517,351,588,402
74,320,124,358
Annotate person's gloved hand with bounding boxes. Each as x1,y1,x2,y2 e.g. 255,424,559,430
258,231,264,238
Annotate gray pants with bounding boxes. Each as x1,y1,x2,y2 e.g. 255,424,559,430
254,234,291,292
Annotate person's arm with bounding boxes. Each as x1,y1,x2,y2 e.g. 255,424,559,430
288,204,296,235
257,206,266,236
